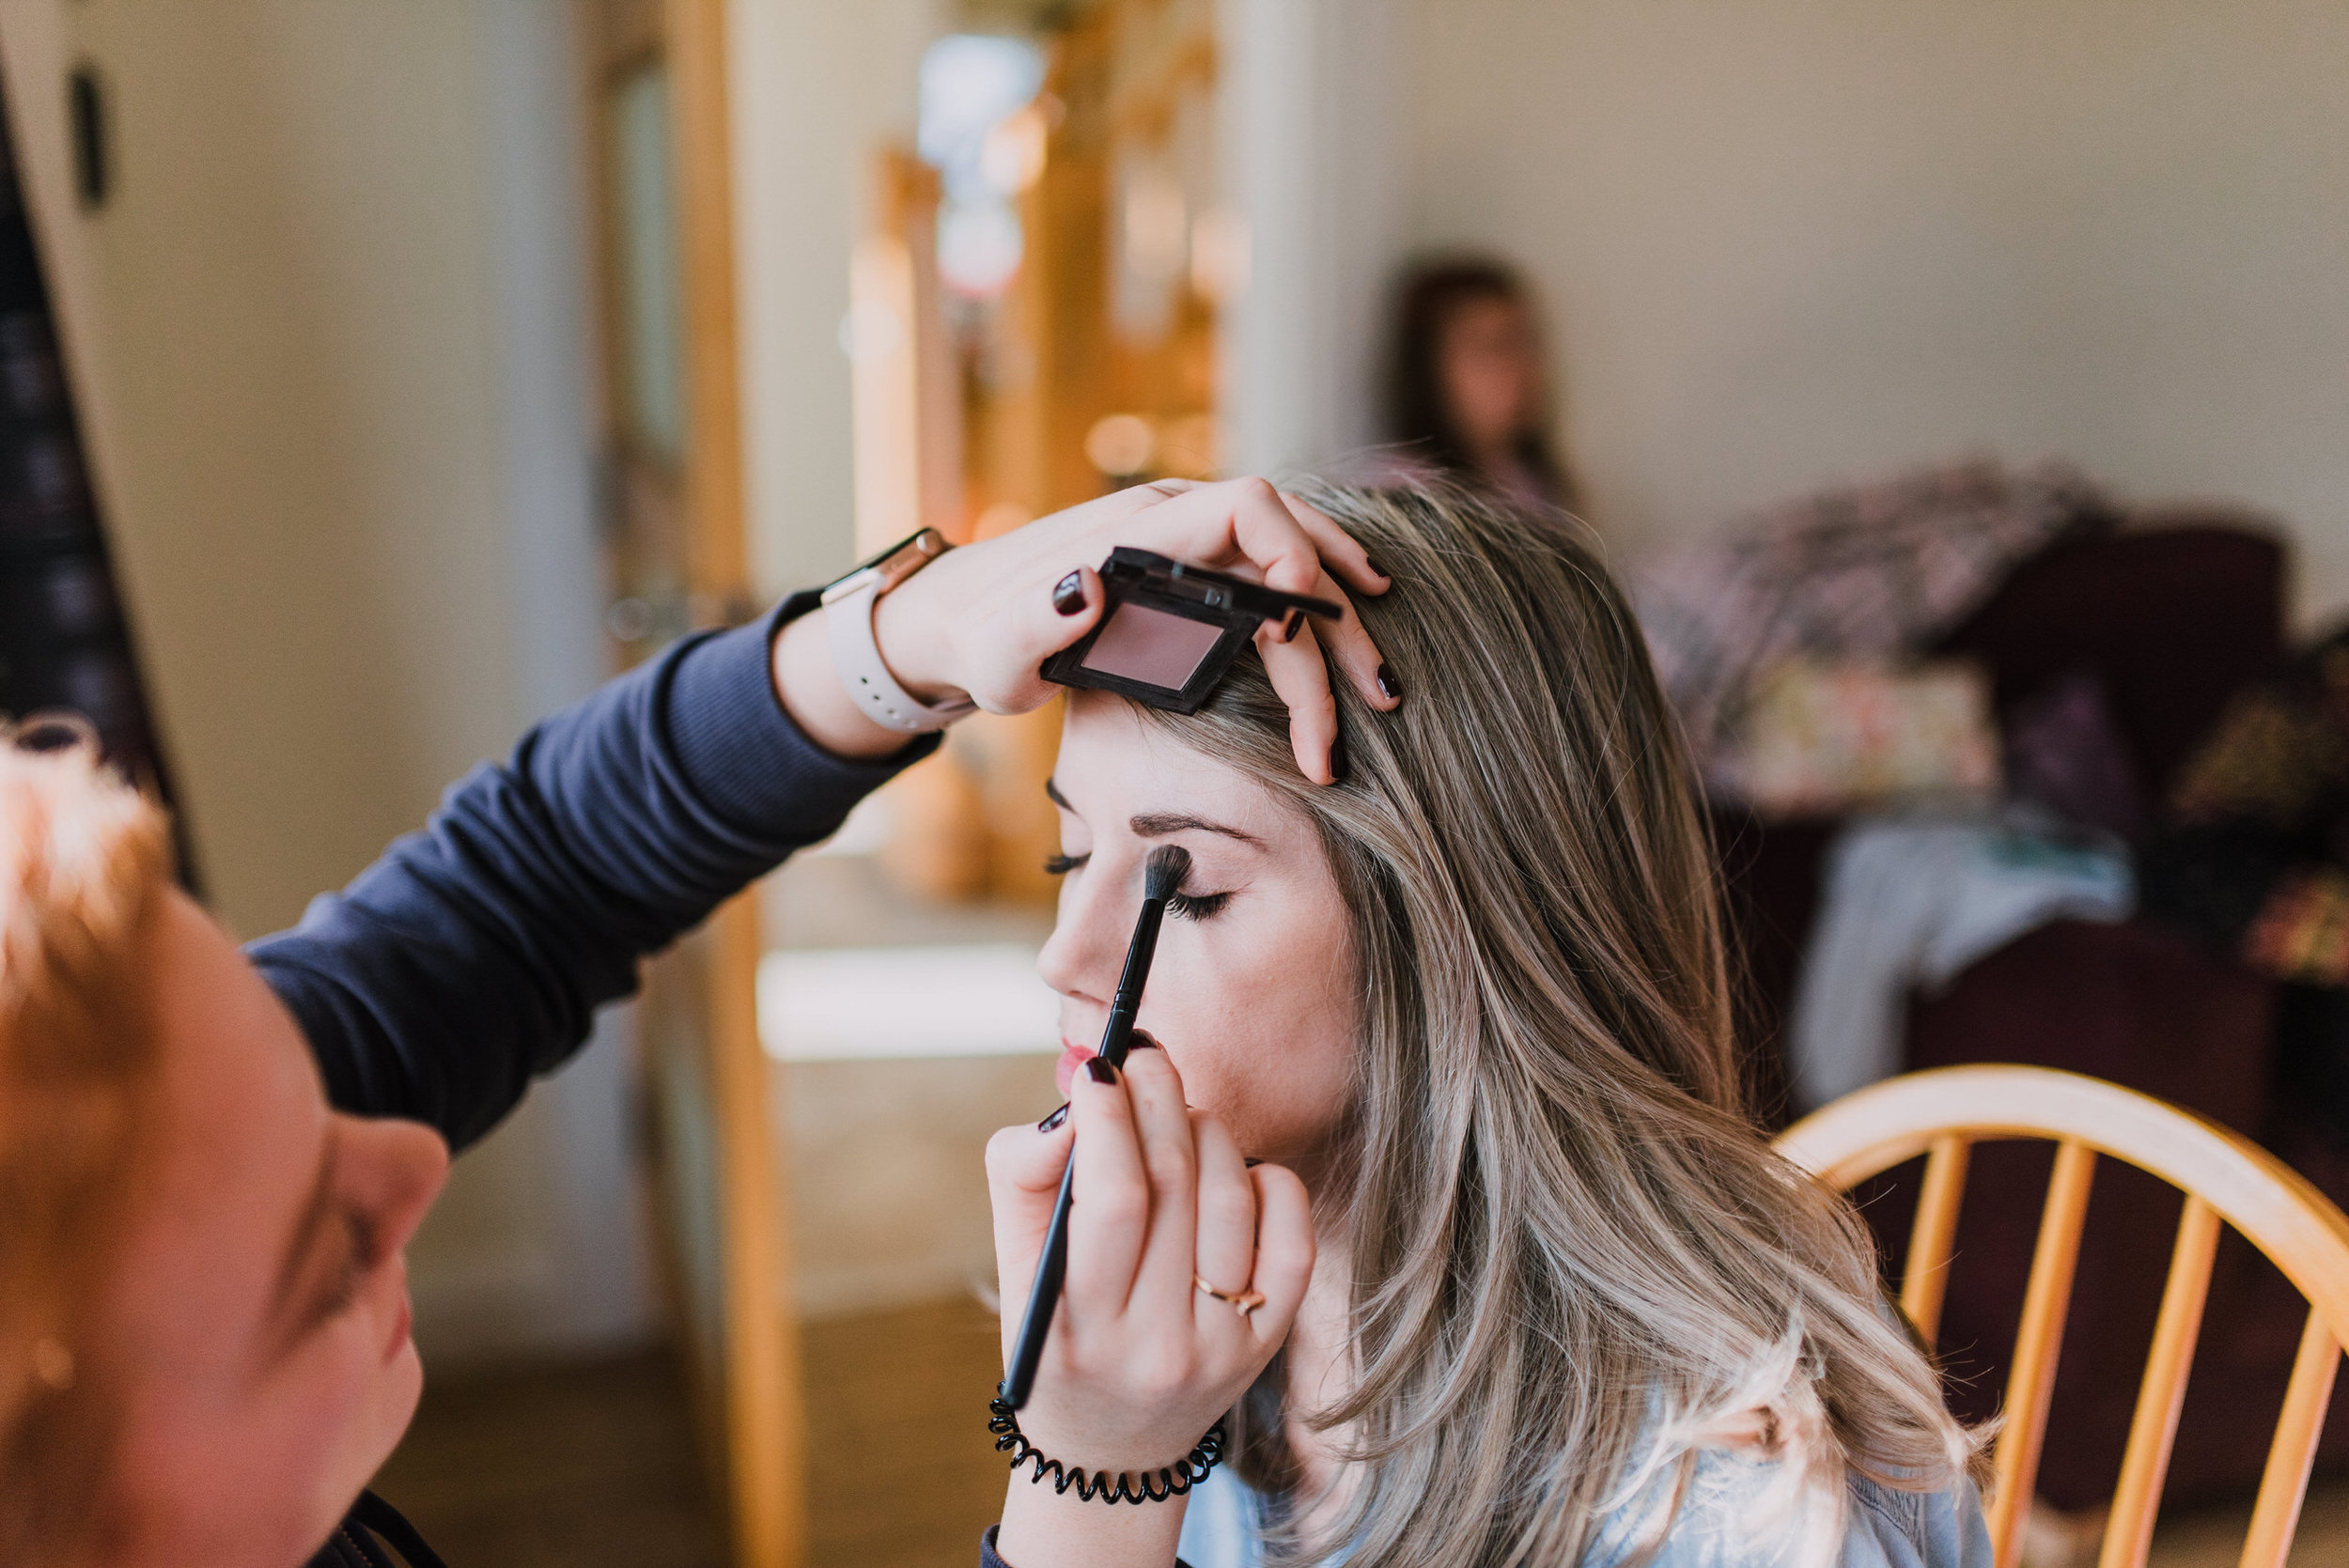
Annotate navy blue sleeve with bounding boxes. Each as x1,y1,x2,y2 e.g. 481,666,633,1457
249,593,937,1150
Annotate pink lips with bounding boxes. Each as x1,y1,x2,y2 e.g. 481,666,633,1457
1055,1039,1095,1098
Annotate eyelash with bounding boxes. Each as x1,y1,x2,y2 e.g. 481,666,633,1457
1167,890,1232,922
1042,852,1234,922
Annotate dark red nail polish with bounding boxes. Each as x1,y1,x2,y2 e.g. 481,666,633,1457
1327,731,1348,784
1085,1057,1118,1085
1037,1102,1069,1133
1051,572,1086,615
1377,662,1402,701
1244,1157,1264,1169
1128,1030,1160,1052
1280,609,1304,643
1363,557,1388,581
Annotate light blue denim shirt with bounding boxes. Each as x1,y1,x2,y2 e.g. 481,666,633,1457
1174,1451,1992,1568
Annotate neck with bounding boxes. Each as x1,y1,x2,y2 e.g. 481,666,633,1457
1279,1230,1359,1531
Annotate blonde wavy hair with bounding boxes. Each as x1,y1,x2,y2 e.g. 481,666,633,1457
1146,484,1981,1566
0,723,174,1563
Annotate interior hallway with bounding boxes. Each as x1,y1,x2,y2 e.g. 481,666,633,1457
373,1298,1008,1568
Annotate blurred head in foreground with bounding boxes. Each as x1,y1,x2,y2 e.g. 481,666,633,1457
1385,257,1577,516
0,728,446,1568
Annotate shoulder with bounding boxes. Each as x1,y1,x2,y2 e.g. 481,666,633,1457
1174,1463,1263,1568
1586,1451,1991,1568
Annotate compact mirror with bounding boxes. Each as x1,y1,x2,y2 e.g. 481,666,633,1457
1040,548,1342,713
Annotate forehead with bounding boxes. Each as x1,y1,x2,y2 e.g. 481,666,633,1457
1056,693,1298,841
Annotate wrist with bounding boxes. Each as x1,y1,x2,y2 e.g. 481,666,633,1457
769,608,918,761
870,567,963,705
997,1478,1188,1568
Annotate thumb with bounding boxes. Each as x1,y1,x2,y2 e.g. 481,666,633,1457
987,1116,1076,1302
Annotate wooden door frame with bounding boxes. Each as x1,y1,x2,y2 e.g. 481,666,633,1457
579,2,805,1563
664,4,805,1563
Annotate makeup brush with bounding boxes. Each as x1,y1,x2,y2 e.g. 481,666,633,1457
1000,845,1191,1410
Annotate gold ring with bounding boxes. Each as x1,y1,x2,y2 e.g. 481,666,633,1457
1193,1274,1265,1317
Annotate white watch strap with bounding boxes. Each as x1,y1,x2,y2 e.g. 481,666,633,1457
825,577,975,734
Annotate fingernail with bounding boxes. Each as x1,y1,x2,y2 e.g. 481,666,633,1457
1244,1157,1264,1169
1377,662,1403,701
1051,572,1086,615
1085,1057,1118,1085
1128,1030,1160,1052
1327,731,1348,784
1363,557,1389,581
1037,1102,1069,1133
1280,609,1304,643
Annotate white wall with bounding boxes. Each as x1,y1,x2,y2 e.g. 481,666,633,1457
1404,0,2349,621
1218,0,1409,476
731,0,943,597
0,0,653,1363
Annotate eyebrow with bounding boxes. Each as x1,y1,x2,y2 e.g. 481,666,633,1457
271,1122,340,1325
1045,777,1263,847
1129,812,1263,846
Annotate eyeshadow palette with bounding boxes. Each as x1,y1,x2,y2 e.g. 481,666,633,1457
1040,548,1341,713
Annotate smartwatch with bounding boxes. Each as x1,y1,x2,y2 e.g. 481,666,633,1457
818,528,976,734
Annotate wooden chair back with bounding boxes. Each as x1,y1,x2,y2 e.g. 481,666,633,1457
1777,1064,2349,1568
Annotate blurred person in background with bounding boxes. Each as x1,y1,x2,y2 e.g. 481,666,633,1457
1384,258,1579,517
0,479,1395,1568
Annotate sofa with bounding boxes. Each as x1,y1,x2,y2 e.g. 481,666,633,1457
1716,519,2349,1510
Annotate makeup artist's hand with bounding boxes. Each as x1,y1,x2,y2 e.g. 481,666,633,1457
985,1046,1315,1568
771,478,1399,784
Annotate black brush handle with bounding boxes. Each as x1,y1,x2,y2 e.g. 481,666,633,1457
1096,898,1168,1071
998,1157,1076,1409
999,852,1184,1411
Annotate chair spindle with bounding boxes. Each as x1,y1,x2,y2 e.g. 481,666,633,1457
1988,1137,2097,1568
2238,1311,2342,1568
1902,1133,1972,1349
2097,1195,2221,1568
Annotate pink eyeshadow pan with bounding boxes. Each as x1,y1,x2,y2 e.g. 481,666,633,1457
1079,602,1225,688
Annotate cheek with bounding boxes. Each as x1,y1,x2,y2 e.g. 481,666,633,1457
113,1312,420,1560
1149,907,1358,1161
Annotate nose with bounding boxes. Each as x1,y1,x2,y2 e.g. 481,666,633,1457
335,1113,451,1262
1036,856,1134,1006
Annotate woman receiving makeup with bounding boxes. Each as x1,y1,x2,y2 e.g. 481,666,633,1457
0,477,1394,1568
983,483,1989,1568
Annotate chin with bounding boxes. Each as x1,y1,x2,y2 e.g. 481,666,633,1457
313,1342,426,1541
369,1341,427,1467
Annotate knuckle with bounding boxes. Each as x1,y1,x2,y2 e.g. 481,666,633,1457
1090,1188,1149,1232
1146,1150,1195,1192
984,1126,1027,1176
1203,1188,1256,1231
1131,1345,1198,1399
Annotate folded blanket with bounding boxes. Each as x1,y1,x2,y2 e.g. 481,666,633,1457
1634,460,2112,789
1789,812,2133,1110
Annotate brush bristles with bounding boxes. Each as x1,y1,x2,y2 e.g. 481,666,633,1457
1143,845,1191,902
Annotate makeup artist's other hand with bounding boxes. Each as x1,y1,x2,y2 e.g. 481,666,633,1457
773,478,1398,784
986,1048,1313,1565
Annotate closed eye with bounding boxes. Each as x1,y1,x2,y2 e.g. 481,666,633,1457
1044,852,1089,877
1166,890,1232,922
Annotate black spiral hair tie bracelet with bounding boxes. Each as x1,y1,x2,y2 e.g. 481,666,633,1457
988,1397,1227,1505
